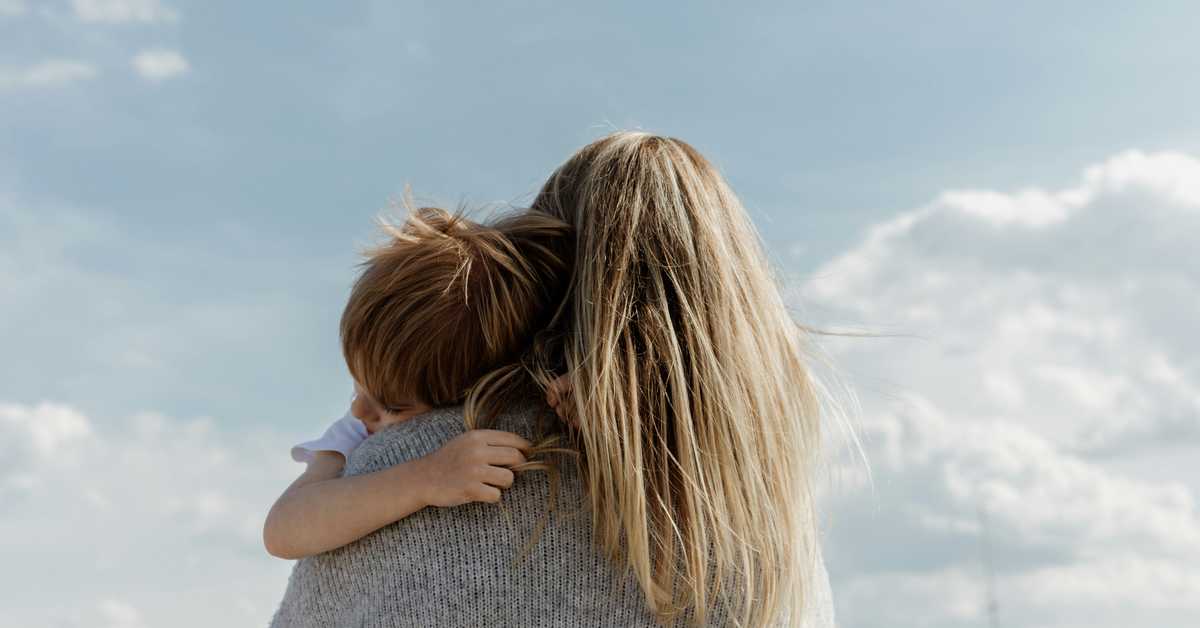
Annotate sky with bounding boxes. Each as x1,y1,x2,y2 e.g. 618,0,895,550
2,1,1198,627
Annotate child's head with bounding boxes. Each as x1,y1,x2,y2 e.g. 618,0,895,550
340,203,571,432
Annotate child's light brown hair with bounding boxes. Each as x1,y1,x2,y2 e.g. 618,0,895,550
340,200,572,411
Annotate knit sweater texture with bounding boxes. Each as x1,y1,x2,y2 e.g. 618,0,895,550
269,400,836,627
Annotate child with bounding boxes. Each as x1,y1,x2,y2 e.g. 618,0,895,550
263,203,573,560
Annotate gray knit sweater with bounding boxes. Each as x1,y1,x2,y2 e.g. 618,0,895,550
269,400,835,627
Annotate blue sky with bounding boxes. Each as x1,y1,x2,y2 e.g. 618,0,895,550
3,2,1199,627
5,0,1200,425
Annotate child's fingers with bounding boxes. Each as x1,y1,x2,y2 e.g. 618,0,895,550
482,466,515,489
546,375,577,427
472,484,502,503
551,396,576,427
471,429,533,450
486,446,527,468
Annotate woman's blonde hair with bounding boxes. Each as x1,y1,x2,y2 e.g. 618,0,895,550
468,131,834,627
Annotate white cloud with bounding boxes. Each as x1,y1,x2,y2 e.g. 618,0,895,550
1008,555,1200,627
0,401,91,457
805,150,1200,626
0,59,97,89
803,149,1200,454
72,0,178,24
833,553,1200,628
0,402,92,502
0,0,27,17
834,567,985,628
823,392,1200,627
131,48,189,81
98,598,148,628
862,394,1198,554
0,400,300,627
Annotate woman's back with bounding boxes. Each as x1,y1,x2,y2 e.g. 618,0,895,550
271,401,713,627
269,400,833,627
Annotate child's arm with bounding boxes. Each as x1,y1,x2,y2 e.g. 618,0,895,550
263,428,531,560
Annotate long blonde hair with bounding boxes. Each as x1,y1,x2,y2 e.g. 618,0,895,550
468,131,831,627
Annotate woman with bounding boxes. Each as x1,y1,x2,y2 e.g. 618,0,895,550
270,131,837,627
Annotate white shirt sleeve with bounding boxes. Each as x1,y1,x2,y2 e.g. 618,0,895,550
290,410,369,464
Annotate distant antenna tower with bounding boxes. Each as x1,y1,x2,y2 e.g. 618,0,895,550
977,504,1000,628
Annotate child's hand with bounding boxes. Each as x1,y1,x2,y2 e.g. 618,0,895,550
545,374,577,429
416,429,532,508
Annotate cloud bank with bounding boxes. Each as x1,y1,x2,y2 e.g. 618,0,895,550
71,0,178,24
131,49,188,81
0,59,97,89
1,400,296,627
803,151,1200,627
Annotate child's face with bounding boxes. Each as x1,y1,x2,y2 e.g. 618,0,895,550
350,381,432,435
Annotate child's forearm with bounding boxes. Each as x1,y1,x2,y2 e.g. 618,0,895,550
264,458,431,560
